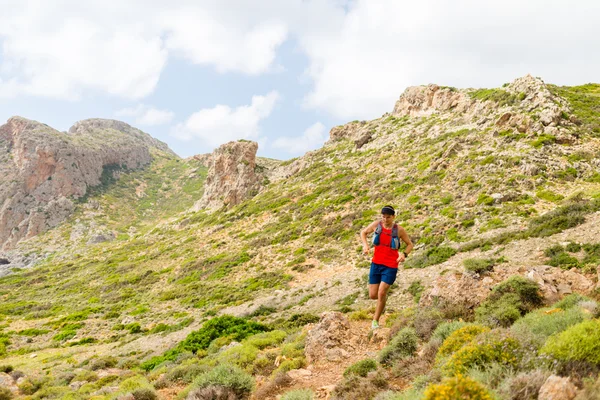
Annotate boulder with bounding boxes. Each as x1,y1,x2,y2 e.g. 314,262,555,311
538,375,577,400
305,312,352,363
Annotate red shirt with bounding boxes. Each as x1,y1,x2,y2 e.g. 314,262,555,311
372,224,399,268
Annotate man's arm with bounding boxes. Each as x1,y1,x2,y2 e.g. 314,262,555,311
360,220,379,254
397,227,414,262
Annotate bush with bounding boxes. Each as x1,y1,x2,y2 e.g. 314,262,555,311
463,258,494,274
475,293,523,327
179,315,269,354
375,388,424,400
379,327,418,365
442,330,521,376
0,365,13,373
431,321,468,343
413,308,444,340
490,276,543,309
437,325,489,359
89,355,118,370
424,374,493,399
405,246,457,269
243,330,286,349
216,343,259,370
511,307,586,344
475,276,543,327
333,373,389,400
344,359,378,378
192,364,255,399
497,369,550,400
0,387,13,400
554,293,592,310
281,389,314,400
540,319,600,365
187,385,238,400
131,388,158,400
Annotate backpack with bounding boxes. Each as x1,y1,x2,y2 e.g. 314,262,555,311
373,222,400,250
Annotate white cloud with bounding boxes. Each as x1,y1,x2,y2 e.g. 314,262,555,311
296,0,600,119
272,122,328,155
115,104,174,126
0,1,293,100
171,91,280,146
160,7,288,75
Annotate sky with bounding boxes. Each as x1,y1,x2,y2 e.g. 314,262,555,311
0,1,599,160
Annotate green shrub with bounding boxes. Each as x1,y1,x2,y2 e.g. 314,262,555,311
463,258,494,274
540,319,600,365
216,343,259,370
431,321,469,343
378,388,425,400
406,280,424,303
405,246,457,269
475,293,522,327
536,189,564,203
0,387,13,400
0,365,13,373
192,364,255,399
126,322,142,333
554,293,592,310
424,374,493,399
511,307,587,344
131,388,158,400
379,327,418,365
178,315,269,354
281,389,314,400
243,330,286,349
344,359,378,378
89,356,118,370
476,276,543,327
527,200,597,237
491,276,543,308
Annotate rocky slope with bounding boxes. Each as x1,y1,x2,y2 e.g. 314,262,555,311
0,117,175,249
0,75,599,399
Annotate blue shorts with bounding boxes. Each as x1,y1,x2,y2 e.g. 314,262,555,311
369,262,398,285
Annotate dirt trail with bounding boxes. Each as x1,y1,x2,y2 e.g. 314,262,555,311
254,318,403,400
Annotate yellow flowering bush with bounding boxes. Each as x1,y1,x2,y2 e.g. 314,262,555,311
436,325,490,360
424,374,493,400
442,331,521,376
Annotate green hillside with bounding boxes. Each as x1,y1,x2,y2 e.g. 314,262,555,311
1,79,600,399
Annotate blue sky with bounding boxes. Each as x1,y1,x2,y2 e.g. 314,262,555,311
0,0,598,160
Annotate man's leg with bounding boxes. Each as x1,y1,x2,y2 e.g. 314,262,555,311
373,282,391,323
369,284,380,300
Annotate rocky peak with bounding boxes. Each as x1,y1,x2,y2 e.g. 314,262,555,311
69,118,175,156
193,140,261,211
0,116,175,249
392,84,472,117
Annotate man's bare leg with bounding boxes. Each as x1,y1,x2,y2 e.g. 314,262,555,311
374,282,391,323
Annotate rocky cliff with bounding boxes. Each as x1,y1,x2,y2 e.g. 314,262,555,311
0,117,175,249
193,140,264,211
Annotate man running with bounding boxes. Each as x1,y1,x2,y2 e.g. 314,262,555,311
360,205,413,330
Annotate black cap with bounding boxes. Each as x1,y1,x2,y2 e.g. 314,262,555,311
381,206,395,215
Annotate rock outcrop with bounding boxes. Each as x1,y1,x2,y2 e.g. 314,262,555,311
420,266,594,310
392,84,474,117
305,312,355,363
538,375,577,400
0,116,174,249
192,140,262,211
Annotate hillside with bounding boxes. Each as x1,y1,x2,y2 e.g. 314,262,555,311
1,75,600,399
